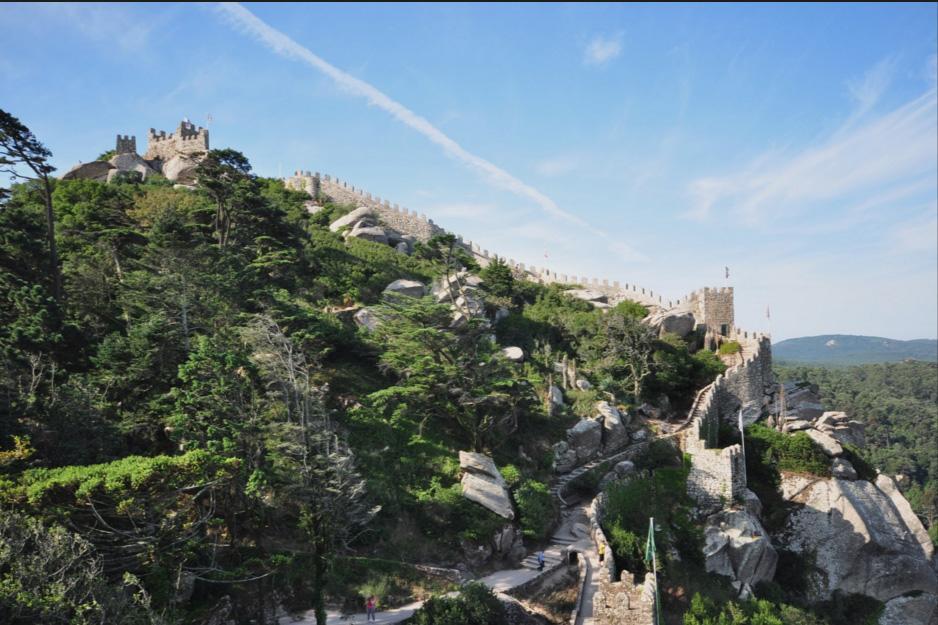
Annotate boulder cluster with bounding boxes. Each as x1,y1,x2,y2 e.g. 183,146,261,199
552,401,637,472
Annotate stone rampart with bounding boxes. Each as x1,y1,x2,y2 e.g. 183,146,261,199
680,333,773,514
144,121,209,162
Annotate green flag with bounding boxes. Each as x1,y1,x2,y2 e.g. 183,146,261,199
644,517,655,564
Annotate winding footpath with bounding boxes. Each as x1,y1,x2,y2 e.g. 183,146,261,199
279,434,677,625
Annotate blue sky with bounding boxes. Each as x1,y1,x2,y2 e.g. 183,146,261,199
2,2,936,341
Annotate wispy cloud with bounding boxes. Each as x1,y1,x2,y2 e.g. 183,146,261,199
841,56,896,132
534,154,580,176
684,72,937,225
214,3,647,262
584,34,622,67
44,4,153,52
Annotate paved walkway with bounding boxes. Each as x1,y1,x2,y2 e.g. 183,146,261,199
280,443,656,625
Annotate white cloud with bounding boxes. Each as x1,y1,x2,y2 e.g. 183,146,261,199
584,34,622,67
684,80,937,224
214,3,647,263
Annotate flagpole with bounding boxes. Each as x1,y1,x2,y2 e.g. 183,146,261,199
738,408,747,487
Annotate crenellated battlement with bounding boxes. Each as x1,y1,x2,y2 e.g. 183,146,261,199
115,134,136,155
144,120,209,161
285,170,741,334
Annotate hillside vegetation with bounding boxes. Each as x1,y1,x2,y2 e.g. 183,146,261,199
776,361,938,540
0,112,728,625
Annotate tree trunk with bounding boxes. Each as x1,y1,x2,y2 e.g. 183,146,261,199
41,175,61,302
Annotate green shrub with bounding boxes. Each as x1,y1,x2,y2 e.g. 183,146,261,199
499,464,522,488
612,299,648,320
409,582,508,625
514,479,556,539
682,592,825,625
746,424,831,477
718,340,742,355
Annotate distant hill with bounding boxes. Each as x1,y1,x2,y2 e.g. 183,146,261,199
773,334,938,365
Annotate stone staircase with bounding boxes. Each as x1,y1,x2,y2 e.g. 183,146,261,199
550,444,649,505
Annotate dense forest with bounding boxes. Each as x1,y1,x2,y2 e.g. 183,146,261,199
0,110,730,624
775,362,938,540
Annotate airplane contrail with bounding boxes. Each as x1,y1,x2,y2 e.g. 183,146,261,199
214,2,647,262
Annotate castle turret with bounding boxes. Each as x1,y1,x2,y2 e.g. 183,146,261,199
143,120,209,161
115,134,136,155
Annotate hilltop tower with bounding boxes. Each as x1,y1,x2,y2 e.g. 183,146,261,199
143,120,209,162
115,134,137,155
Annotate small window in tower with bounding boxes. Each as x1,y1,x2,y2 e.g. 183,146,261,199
720,324,729,336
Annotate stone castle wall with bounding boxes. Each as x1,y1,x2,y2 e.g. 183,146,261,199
285,171,740,325
681,333,773,514
115,134,136,155
144,121,209,162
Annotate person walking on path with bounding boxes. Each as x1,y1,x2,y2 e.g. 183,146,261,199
366,595,377,622
537,551,545,571
598,541,606,563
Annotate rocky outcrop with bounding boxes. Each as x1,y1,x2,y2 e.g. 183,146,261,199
329,206,373,232
567,289,607,304
703,509,777,587
567,419,602,464
595,401,629,450
61,161,113,181
160,154,199,184
347,223,389,244
879,594,938,625
805,429,844,457
547,385,564,417
459,451,514,519
353,308,380,332
109,152,157,179
643,309,696,338
383,279,426,298
779,474,938,605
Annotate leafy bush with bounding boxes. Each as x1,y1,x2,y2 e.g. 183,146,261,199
514,480,556,539
602,466,701,575
682,592,824,625
480,257,515,298
409,582,508,625
499,464,522,488
612,299,648,319
718,340,742,355
746,424,831,477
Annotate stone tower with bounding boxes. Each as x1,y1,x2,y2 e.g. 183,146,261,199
115,134,137,155
143,120,210,162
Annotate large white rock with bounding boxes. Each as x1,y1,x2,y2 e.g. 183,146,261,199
501,346,524,362
704,510,777,587
61,160,113,181
348,224,388,244
329,206,374,232
780,474,938,602
108,152,157,178
455,294,485,317
643,310,696,338
806,429,844,457
161,154,199,184
353,308,381,332
383,279,426,298
459,451,514,519
568,419,602,463
567,289,607,304
595,401,629,450
875,474,934,562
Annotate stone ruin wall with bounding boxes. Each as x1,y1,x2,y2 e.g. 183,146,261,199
681,333,773,513
285,171,745,320
143,121,210,162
